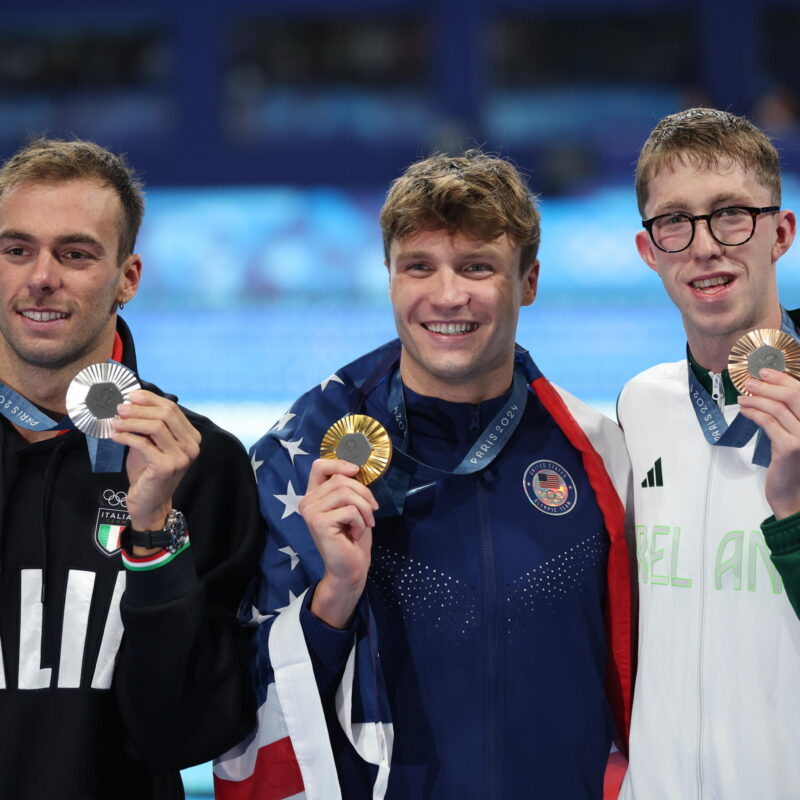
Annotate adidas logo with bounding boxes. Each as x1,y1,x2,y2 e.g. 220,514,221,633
641,457,663,488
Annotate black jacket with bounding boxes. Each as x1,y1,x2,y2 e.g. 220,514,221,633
0,318,262,799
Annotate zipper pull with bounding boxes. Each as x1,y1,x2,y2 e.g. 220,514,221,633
710,371,724,408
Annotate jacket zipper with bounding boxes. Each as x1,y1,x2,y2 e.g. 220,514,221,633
478,472,498,800
710,371,724,409
697,434,719,798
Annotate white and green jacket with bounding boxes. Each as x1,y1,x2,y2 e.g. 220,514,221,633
618,357,800,800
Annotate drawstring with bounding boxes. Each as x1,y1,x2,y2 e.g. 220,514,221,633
39,438,69,605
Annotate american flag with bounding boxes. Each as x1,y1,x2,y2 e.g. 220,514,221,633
537,472,561,489
214,343,403,800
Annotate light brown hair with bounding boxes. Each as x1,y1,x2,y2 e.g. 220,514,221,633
380,149,540,273
0,137,145,261
636,108,781,215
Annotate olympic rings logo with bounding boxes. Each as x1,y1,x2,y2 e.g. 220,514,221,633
102,489,128,508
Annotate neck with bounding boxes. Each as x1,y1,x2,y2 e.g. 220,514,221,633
686,307,785,374
399,355,514,405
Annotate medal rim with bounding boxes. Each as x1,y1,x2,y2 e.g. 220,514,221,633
66,362,141,439
728,329,800,395
320,414,393,485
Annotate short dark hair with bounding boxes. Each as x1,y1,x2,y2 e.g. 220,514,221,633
380,149,540,274
0,137,145,262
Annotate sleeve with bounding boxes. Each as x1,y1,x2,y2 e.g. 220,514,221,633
115,423,265,770
300,586,358,698
762,511,800,618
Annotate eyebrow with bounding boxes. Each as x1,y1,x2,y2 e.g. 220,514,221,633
651,193,754,216
0,230,106,254
395,248,502,261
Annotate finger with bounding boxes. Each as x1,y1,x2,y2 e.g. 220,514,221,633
111,429,195,476
302,484,377,528
305,470,379,513
739,390,800,432
117,396,201,447
744,372,800,412
111,416,201,461
307,458,361,492
320,505,371,543
737,404,797,447
750,368,799,387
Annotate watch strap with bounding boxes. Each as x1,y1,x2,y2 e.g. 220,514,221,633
122,509,188,554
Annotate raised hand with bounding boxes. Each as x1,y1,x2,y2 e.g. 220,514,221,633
299,458,379,628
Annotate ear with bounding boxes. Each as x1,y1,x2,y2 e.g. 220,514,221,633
772,209,796,262
116,254,142,306
635,229,659,273
520,259,539,307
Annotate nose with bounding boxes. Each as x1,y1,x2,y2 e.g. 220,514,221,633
431,269,469,308
690,217,724,259
28,252,63,295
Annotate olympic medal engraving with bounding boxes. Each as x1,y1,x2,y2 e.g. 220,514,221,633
320,414,393,485
728,329,800,395
66,362,141,438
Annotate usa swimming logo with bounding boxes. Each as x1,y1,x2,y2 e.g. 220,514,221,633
523,460,577,515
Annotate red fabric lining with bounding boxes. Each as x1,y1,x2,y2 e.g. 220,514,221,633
112,330,123,363
531,377,633,751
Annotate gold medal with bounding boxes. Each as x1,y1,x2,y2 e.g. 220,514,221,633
728,329,800,395
320,414,392,485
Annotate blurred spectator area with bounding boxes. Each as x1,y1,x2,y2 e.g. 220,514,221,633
2,0,800,193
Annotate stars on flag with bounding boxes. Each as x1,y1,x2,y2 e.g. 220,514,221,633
250,451,264,475
280,437,309,465
278,545,300,570
320,373,344,392
250,604,274,624
271,411,295,433
274,481,303,519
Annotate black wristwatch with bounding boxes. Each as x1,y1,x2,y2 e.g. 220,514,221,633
122,509,188,554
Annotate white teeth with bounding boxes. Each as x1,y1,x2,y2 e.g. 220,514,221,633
22,311,67,322
692,276,731,289
424,322,478,335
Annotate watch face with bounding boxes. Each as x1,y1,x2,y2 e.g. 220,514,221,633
165,510,188,553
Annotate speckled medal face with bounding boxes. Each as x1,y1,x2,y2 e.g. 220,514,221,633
320,414,393,485
728,329,800,395
66,362,141,438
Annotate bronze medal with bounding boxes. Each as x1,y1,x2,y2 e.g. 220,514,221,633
728,329,800,395
320,414,392,485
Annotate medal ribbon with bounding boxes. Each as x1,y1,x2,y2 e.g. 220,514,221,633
0,363,126,473
371,367,528,515
687,307,800,467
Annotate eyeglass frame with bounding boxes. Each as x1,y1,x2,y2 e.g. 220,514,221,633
641,205,781,253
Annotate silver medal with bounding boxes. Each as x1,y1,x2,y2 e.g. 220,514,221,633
66,362,140,438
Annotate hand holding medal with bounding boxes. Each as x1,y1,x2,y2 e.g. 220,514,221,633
292,415,390,629
734,328,800,520
728,329,800,394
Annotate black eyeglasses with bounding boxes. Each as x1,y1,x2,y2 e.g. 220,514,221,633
642,206,780,253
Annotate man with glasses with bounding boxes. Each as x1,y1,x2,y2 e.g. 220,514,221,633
618,108,800,799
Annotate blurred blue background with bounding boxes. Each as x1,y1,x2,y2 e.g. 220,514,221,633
4,0,800,795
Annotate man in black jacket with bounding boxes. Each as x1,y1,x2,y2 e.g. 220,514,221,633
0,138,262,798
